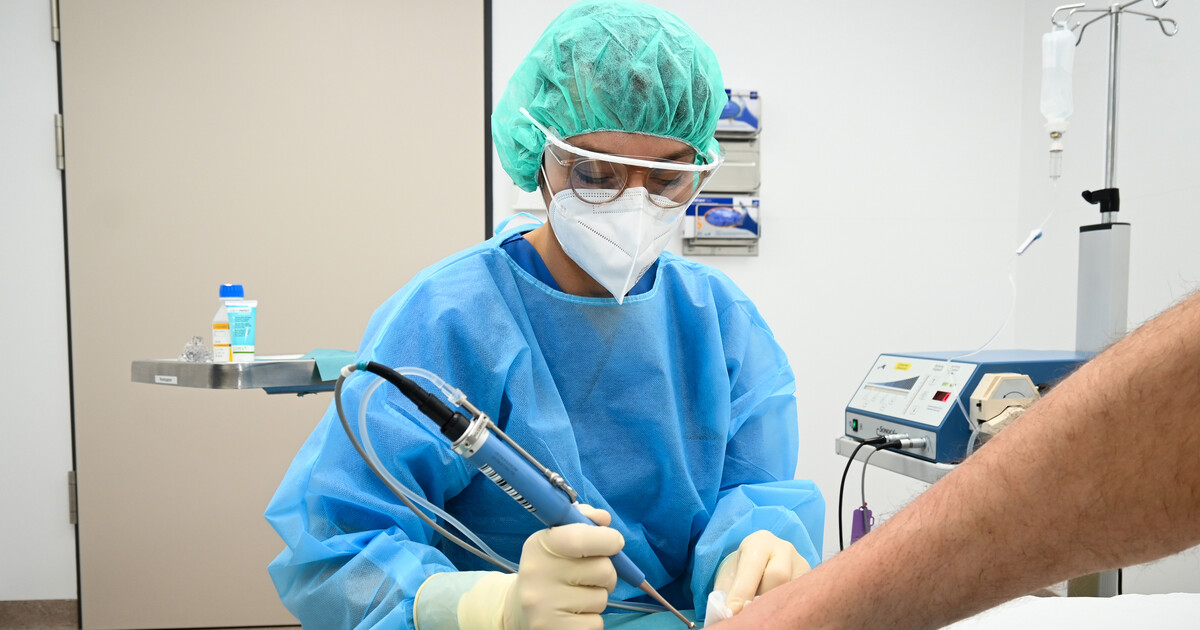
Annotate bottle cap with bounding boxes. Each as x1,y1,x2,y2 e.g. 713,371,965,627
219,284,245,298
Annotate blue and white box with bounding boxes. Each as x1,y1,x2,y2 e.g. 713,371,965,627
684,196,760,240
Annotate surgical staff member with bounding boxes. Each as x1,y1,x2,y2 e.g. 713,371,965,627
265,2,822,629
713,291,1200,629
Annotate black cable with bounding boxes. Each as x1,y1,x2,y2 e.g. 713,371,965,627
361,361,471,439
1118,568,1123,595
839,437,887,551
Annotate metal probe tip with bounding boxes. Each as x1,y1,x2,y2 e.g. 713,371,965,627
637,581,695,628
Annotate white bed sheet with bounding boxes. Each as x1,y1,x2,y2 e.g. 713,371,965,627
944,593,1200,629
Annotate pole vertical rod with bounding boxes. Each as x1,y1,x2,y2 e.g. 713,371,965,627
1104,5,1121,204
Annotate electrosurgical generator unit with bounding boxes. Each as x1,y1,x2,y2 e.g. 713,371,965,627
845,350,1090,464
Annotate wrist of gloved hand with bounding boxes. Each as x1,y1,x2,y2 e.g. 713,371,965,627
414,570,522,630
713,529,811,615
460,572,519,630
414,570,502,630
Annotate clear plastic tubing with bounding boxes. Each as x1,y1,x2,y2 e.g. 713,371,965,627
358,372,517,571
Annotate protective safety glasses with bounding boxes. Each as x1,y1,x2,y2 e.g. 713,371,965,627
521,107,723,209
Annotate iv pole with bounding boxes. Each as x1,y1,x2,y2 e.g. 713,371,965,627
1049,0,1177,355
1049,0,1177,598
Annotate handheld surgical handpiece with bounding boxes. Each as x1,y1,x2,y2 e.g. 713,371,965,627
348,361,695,629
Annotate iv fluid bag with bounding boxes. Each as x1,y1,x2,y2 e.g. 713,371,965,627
1041,26,1075,124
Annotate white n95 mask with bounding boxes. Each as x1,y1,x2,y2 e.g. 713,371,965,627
547,186,684,304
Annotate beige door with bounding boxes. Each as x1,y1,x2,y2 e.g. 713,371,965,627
60,2,484,628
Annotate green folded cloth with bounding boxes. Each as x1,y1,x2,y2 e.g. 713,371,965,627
300,349,357,382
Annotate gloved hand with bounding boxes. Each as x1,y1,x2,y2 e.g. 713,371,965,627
713,530,811,615
454,504,624,630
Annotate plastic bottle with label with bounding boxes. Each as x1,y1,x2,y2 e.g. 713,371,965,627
212,284,244,363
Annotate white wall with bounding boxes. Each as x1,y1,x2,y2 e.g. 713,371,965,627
0,1,78,601
494,0,1200,594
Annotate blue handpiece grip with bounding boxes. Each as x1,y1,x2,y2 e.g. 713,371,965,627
463,432,646,586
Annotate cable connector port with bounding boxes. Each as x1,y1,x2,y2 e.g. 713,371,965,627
882,435,928,450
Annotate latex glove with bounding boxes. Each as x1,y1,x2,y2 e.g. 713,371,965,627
713,530,811,615
456,504,624,630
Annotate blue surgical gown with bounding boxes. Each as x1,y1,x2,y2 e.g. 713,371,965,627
265,228,824,629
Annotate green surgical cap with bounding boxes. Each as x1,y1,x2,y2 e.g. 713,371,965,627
493,0,726,192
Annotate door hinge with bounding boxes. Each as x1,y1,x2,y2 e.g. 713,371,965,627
68,470,78,524
50,0,60,43
55,113,65,170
